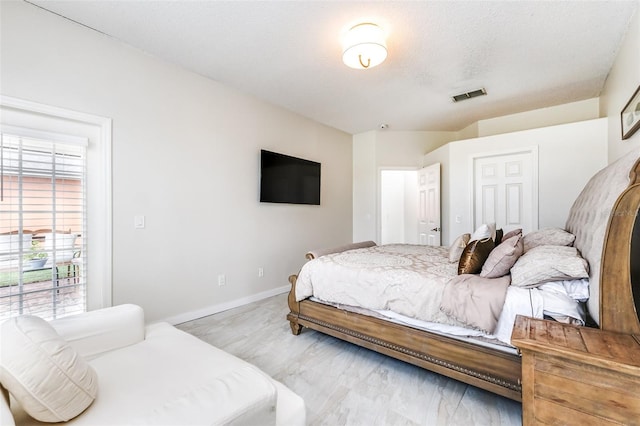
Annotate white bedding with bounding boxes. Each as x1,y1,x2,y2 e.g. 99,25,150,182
296,243,586,345
296,244,460,327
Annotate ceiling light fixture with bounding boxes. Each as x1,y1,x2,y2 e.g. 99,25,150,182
342,23,387,70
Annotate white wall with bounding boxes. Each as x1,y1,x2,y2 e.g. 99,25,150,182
353,131,378,242
453,99,600,141
425,119,608,245
477,98,600,137
0,2,353,323
600,9,640,162
352,130,456,242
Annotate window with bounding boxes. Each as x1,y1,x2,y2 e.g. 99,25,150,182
0,127,87,321
0,96,111,318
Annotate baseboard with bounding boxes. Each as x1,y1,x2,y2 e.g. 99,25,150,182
163,285,290,325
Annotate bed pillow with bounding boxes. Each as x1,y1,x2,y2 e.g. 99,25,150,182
470,224,492,241
480,234,524,278
523,228,575,252
539,278,590,302
502,228,522,241
510,245,589,288
448,233,471,263
0,315,98,422
458,238,495,275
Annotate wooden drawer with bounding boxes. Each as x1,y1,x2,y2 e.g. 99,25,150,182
512,316,640,425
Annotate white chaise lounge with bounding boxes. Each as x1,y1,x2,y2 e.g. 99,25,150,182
0,304,306,425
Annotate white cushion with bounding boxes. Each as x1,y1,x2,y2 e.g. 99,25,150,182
50,304,145,360
0,316,98,422
470,224,491,241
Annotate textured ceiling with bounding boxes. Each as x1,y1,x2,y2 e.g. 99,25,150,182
29,0,639,134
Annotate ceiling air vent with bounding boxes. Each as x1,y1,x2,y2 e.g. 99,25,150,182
452,88,487,102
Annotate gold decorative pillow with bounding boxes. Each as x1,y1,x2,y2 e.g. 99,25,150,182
458,238,495,275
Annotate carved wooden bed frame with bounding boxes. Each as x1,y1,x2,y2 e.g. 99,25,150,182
287,155,640,402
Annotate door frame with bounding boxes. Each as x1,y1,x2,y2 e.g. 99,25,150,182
469,146,539,232
1,95,113,310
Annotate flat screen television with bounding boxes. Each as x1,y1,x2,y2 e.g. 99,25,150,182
260,150,321,205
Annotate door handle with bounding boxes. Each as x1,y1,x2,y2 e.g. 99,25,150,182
431,227,441,232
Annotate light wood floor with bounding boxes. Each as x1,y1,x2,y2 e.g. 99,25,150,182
177,293,522,426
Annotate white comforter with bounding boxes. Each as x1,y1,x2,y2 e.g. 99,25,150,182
296,244,461,327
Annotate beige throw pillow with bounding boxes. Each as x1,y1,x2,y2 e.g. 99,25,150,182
480,234,524,278
0,315,98,422
502,228,522,241
523,228,575,252
448,233,471,263
511,245,589,288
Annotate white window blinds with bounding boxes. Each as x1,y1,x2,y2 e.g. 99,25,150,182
0,127,87,321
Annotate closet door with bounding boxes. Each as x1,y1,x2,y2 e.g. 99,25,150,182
473,151,537,234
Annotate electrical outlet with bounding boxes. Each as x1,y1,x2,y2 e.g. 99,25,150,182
217,274,226,286
258,267,264,277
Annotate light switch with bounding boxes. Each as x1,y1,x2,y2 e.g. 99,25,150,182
134,215,145,229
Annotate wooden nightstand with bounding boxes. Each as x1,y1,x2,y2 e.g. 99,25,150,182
511,315,640,425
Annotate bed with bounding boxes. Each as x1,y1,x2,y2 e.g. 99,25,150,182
286,150,640,401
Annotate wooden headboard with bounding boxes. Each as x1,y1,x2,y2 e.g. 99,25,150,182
565,149,640,333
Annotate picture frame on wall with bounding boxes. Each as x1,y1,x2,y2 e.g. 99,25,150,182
621,84,640,140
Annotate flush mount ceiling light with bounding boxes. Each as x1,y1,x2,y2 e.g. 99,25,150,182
342,23,387,70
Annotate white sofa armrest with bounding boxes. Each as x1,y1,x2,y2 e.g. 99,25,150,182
49,304,145,360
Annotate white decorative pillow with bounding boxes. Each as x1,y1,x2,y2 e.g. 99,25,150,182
480,234,524,278
448,233,471,263
470,224,491,241
0,315,98,422
510,245,589,288
523,228,575,252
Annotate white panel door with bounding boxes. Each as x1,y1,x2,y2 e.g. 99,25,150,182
418,163,441,246
473,151,536,234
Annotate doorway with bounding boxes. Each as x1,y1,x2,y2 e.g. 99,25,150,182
380,170,418,244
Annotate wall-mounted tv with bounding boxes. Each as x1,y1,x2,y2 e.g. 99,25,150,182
260,149,321,205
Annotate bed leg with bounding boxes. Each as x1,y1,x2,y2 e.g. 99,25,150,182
289,321,303,335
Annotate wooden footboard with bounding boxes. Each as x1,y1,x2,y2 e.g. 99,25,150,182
287,274,522,401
